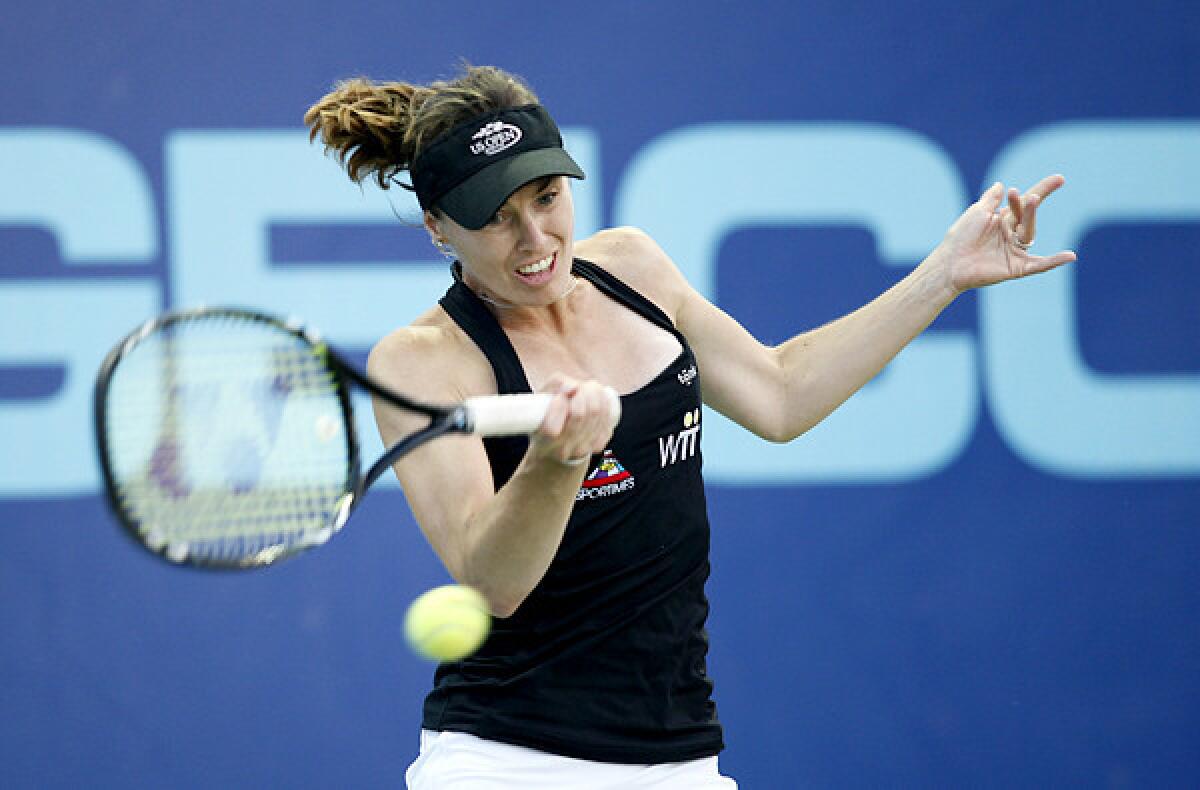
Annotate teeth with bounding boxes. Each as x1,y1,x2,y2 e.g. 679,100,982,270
518,255,554,275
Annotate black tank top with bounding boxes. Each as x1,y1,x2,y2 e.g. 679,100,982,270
423,258,724,764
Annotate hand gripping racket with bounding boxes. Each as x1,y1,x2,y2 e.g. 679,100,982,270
93,307,620,569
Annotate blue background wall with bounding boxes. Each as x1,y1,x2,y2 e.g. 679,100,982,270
2,2,1197,787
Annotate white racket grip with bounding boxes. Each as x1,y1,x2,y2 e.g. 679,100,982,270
464,387,621,437
464,393,551,436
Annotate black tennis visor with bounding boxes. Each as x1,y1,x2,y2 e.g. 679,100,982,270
410,104,585,230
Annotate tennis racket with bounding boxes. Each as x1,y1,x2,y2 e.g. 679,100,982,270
93,306,620,569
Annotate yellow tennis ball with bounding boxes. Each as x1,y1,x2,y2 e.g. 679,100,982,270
404,584,491,662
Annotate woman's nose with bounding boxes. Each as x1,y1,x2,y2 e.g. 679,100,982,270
516,214,548,250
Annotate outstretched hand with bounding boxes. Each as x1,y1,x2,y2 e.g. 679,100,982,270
939,174,1078,294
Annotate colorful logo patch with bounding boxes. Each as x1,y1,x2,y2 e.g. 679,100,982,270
576,450,635,501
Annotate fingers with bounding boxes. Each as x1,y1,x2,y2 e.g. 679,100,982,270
1019,193,1040,244
981,174,1065,211
1028,173,1066,201
992,174,1066,249
1007,186,1023,222
980,181,1006,214
1019,249,1078,278
1006,187,1026,242
533,375,619,466
1008,187,1038,246
1019,174,1066,247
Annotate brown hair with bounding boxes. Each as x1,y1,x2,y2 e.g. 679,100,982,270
303,64,539,191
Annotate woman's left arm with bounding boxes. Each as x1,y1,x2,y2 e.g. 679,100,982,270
657,175,1077,442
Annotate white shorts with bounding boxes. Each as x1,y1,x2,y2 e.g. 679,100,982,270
406,729,737,789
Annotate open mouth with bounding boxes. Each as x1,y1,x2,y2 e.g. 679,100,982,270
515,252,557,285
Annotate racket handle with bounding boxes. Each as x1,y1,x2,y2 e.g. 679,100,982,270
464,387,622,437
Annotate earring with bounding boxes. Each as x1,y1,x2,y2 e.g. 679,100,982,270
433,238,456,261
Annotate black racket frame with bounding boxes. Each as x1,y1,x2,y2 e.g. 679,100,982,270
93,306,472,567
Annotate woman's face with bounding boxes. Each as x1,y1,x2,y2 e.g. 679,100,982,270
431,175,576,307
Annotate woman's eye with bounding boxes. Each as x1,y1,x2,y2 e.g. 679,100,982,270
537,191,558,206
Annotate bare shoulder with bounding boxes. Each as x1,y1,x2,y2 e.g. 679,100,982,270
366,306,495,402
575,227,690,321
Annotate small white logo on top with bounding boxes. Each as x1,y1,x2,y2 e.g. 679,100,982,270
659,408,701,468
677,364,697,386
470,121,523,156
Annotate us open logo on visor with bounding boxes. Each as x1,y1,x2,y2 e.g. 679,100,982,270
470,121,523,156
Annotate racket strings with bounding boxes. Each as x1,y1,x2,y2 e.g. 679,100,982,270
103,314,354,563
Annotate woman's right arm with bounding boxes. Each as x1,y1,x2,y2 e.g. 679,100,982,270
366,327,615,618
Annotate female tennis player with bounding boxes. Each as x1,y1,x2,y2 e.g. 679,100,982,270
304,64,1075,789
